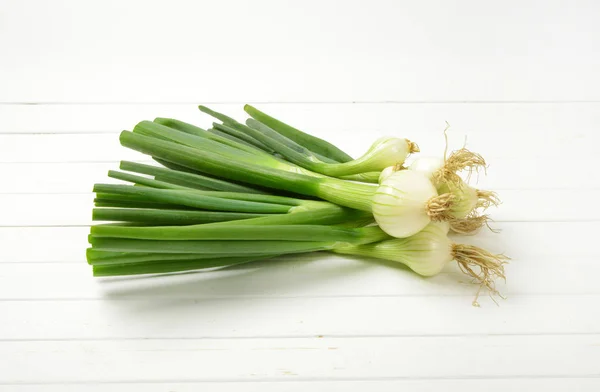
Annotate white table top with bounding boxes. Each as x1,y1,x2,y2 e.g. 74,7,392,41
1,0,599,390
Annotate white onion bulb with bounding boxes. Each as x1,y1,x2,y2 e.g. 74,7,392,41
355,136,415,172
408,156,445,179
378,166,396,183
372,170,440,238
334,222,453,276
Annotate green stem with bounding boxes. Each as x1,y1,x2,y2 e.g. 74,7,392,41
246,118,321,158
154,118,271,158
85,248,237,265
197,105,240,124
168,191,321,207
212,123,276,153
207,127,269,152
138,122,319,181
244,104,354,163
153,158,204,174
93,183,293,213
120,161,265,194
92,255,273,276
343,172,381,183
120,131,376,212
240,119,393,177
89,226,389,276
152,175,212,191
90,224,368,242
89,237,335,255
317,179,375,212
108,170,190,190
121,131,321,194
211,205,370,227
95,192,157,203
94,198,198,211
134,121,264,164
92,208,264,225
244,118,377,182
87,249,266,265
228,119,331,173
217,114,381,178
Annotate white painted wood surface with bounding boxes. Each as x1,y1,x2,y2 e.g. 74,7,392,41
1,0,599,390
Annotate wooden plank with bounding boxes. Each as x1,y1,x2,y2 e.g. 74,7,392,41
0,123,592,163
4,379,600,392
2,103,599,135
0,254,597,299
1,336,598,383
1,1,598,102
1,295,599,340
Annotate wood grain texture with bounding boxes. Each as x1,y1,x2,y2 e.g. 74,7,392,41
1,336,599,383
1,104,597,161
0,129,587,162
1,295,599,340
2,103,599,134
2,253,596,299
4,380,600,392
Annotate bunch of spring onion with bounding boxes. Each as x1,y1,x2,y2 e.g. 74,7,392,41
89,105,507,305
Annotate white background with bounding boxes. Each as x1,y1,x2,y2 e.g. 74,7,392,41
1,0,599,390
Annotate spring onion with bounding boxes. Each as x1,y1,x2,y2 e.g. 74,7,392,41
243,104,355,163
120,131,455,238
87,104,508,305
333,222,507,306
92,255,276,276
381,149,500,233
199,105,418,178
88,220,506,306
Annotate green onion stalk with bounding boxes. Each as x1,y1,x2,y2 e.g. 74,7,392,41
87,224,391,276
119,129,456,238
92,177,372,226
213,117,380,184
243,104,355,163
89,221,507,306
197,105,414,180
88,202,375,273
197,106,381,182
117,160,266,194
88,203,373,272
144,118,372,184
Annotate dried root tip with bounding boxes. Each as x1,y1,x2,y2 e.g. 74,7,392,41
431,169,461,189
452,243,509,307
426,193,455,221
476,189,501,210
446,148,487,176
433,148,488,186
450,213,491,235
407,139,420,153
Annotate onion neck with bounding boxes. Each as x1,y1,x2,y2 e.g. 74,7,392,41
318,137,414,177
316,178,377,212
